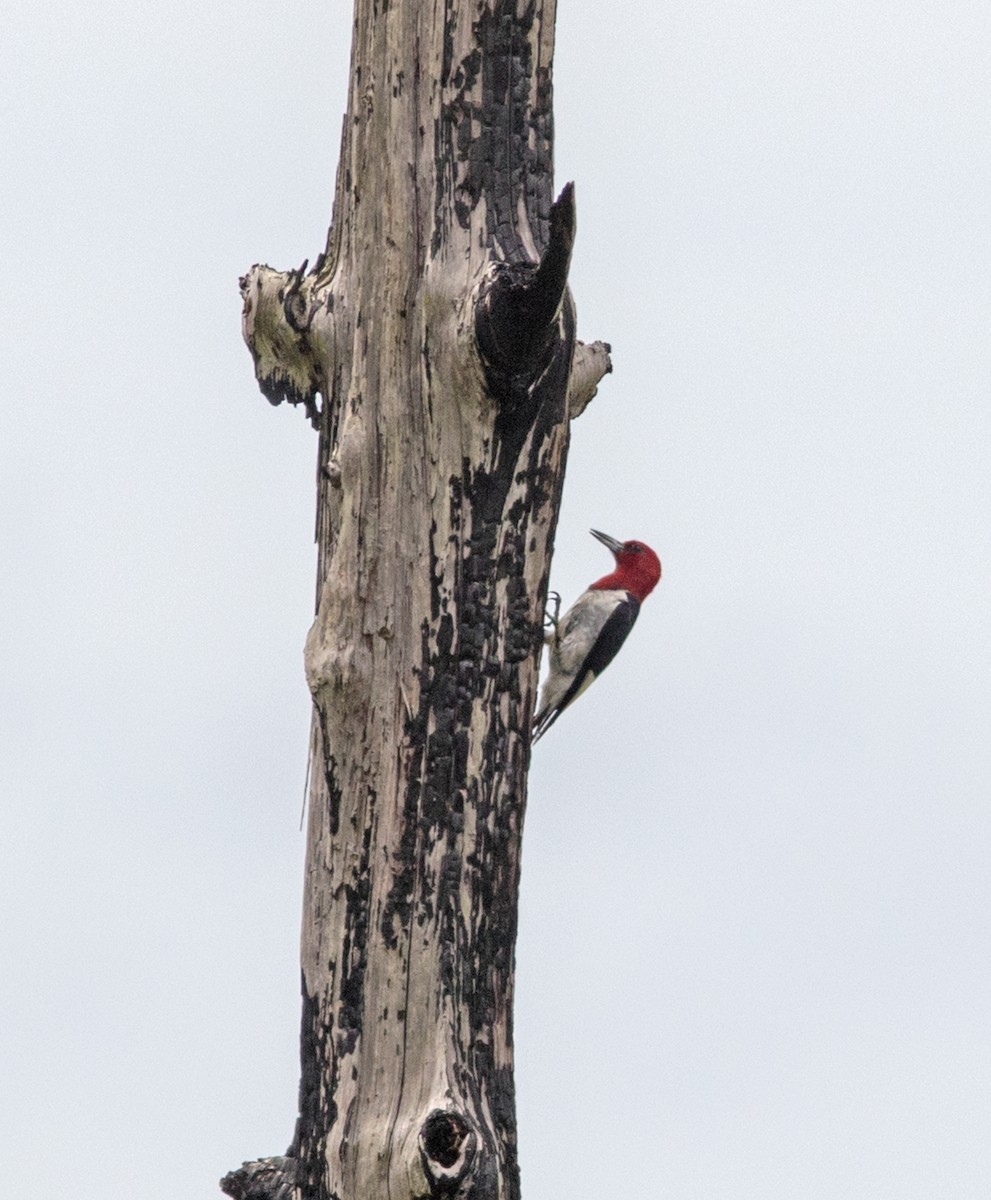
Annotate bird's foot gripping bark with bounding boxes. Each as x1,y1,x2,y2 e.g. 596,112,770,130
543,590,562,641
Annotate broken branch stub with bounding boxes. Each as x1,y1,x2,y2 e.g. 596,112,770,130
568,339,613,419
240,263,324,426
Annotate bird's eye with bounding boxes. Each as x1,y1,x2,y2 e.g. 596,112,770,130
626,542,643,553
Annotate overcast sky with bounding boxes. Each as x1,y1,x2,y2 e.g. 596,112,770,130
3,1,990,1197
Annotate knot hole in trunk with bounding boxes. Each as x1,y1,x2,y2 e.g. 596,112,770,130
419,1109,478,1193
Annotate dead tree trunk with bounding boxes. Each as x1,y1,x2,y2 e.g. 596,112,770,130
223,2,610,1198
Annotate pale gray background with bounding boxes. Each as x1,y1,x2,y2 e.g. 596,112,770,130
3,1,989,1197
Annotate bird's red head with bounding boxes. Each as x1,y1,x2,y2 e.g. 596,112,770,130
588,529,662,603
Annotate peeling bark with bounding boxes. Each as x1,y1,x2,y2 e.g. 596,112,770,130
226,1,611,1198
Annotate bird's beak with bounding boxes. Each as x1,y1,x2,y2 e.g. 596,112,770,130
590,528,623,555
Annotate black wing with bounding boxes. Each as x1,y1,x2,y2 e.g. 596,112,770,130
581,593,640,679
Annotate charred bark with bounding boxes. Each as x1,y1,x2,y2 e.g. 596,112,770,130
475,182,576,390
225,1,611,1198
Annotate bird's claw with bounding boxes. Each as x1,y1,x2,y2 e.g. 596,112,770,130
543,590,561,630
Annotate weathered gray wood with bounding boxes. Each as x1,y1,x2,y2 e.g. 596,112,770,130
226,1,611,1197
220,1157,297,1200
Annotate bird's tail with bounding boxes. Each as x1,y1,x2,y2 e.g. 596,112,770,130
531,703,561,744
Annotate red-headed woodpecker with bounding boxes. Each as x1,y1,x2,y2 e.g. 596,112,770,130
532,529,662,742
